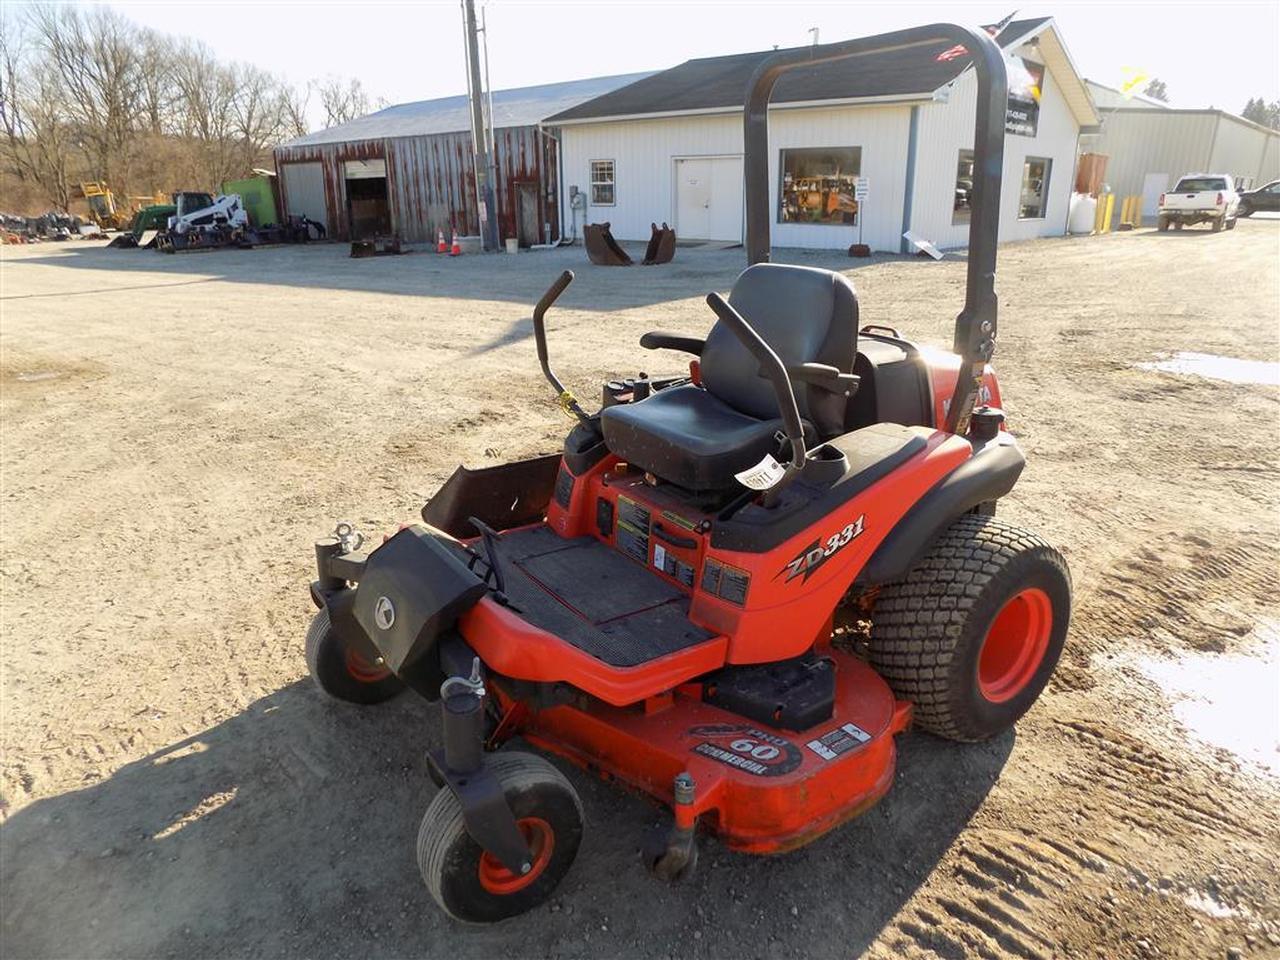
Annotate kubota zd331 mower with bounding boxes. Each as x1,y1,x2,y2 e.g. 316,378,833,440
302,24,1071,923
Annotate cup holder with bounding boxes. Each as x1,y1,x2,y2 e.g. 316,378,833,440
802,443,849,484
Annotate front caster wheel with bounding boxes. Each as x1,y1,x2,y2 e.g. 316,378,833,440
869,515,1071,742
304,607,404,704
643,824,699,882
417,752,583,923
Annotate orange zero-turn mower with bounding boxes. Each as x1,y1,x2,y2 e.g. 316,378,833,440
303,24,1071,923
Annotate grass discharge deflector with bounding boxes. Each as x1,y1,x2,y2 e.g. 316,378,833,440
301,23,1072,923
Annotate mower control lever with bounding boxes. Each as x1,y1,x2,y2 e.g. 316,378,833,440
705,293,806,469
532,270,591,424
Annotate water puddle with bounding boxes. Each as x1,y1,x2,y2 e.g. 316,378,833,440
1130,621,1280,777
1135,351,1280,386
14,370,63,383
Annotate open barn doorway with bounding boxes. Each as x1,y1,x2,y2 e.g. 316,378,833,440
345,159,390,239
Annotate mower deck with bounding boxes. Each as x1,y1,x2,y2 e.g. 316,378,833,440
513,646,911,854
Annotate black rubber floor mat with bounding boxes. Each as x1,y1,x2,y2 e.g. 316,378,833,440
483,526,714,667
518,537,681,623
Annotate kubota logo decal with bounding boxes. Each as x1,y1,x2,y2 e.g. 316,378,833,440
778,515,865,583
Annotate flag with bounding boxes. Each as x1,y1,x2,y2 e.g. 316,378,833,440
936,11,1018,61
1120,67,1152,99
982,11,1018,37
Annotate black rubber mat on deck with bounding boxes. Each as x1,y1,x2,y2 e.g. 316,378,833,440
483,527,714,667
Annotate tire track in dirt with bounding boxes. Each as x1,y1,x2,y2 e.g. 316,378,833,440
883,829,1107,959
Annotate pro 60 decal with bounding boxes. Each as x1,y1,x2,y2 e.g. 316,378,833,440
687,723,803,777
778,514,865,583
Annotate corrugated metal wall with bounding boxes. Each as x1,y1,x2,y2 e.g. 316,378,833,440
1209,115,1280,189
1086,110,1280,200
909,49,1078,249
273,126,559,244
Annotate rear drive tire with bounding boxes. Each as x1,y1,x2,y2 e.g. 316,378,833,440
1157,215,1170,232
869,515,1071,742
304,606,404,704
1226,216,1237,231
1237,203,1253,218
418,752,584,923
1212,215,1224,232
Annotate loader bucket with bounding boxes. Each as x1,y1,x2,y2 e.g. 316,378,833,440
642,222,676,265
584,222,633,266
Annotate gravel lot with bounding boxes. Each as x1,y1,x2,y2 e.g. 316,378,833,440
2,220,1278,959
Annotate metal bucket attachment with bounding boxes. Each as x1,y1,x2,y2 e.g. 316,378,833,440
350,234,404,258
584,222,633,266
643,222,676,265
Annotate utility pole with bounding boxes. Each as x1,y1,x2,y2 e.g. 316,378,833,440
462,0,499,251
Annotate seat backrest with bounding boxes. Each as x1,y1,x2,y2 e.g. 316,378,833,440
701,263,859,437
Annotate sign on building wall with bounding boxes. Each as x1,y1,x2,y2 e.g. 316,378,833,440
1006,57,1045,137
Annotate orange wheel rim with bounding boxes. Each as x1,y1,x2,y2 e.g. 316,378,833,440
978,588,1053,703
477,817,555,895
344,646,392,683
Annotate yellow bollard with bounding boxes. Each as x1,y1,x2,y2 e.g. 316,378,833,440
1102,194,1115,234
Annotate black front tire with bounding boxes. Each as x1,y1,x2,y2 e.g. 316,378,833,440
869,515,1071,742
304,607,404,704
418,752,584,923
1237,203,1253,218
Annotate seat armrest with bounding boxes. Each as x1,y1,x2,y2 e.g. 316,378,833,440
760,362,860,396
640,330,706,355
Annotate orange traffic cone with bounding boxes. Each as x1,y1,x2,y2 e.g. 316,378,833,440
436,228,446,253
449,231,461,257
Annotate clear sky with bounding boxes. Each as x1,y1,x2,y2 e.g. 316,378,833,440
103,0,1280,127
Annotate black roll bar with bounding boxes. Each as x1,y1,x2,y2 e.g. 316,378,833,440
743,24,1007,436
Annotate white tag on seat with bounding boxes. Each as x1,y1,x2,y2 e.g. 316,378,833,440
734,453,786,490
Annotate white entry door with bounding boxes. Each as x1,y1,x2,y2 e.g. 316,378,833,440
675,156,743,241
1141,172,1170,220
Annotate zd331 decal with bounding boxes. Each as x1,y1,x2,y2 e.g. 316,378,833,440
778,514,866,583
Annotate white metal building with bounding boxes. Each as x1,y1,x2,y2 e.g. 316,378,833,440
1082,81,1280,221
548,18,1099,252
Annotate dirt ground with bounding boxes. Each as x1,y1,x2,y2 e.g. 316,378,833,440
2,219,1278,960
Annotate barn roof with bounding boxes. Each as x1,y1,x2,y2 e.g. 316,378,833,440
282,72,655,148
547,18,1054,123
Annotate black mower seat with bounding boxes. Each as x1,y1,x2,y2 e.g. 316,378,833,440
601,384,790,491
601,263,859,491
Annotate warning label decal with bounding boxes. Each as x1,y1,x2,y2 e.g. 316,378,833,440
806,722,873,761
687,723,803,778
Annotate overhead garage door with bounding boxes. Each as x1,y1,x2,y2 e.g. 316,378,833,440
280,162,328,231
675,156,743,242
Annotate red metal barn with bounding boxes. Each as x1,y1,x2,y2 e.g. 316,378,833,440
272,73,651,246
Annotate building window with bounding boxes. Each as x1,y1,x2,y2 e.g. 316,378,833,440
778,147,861,225
1019,157,1052,219
590,160,615,205
953,149,975,224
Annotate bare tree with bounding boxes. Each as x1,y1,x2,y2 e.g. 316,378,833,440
315,75,374,127
0,14,74,210
29,6,145,193
279,82,310,139
170,40,238,185
231,63,290,170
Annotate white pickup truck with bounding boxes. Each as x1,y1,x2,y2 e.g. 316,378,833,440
1157,174,1239,232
